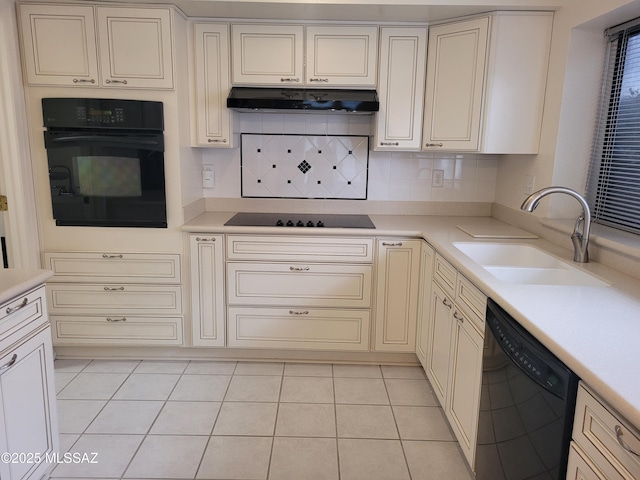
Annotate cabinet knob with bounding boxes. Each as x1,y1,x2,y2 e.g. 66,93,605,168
425,142,444,147
289,310,309,315
73,78,95,84
309,78,329,83
207,139,227,143
380,142,400,146
196,237,216,242
102,254,123,259
103,286,125,291
0,354,17,371
106,317,127,322
615,425,640,458
382,241,403,247
453,311,465,322
280,77,300,83
289,266,310,272
105,79,128,85
442,298,453,309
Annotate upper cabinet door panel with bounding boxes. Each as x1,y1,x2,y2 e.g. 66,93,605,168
19,4,99,86
231,24,304,85
97,7,174,89
423,17,489,151
305,26,378,86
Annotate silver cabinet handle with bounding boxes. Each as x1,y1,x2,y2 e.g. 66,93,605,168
196,237,216,242
102,254,123,259
425,142,444,147
289,310,309,315
5,298,27,314
105,79,128,85
442,298,452,309
615,425,640,458
106,317,127,322
0,354,17,371
104,286,124,291
280,77,300,83
73,78,95,84
309,78,329,82
207,139,227,143
380,142,399,146
453,311,465,323
382,242,403,247
289,266,310,271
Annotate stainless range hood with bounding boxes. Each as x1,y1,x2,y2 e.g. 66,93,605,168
227,87,379,114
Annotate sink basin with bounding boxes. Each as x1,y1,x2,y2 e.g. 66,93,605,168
453,242,609,287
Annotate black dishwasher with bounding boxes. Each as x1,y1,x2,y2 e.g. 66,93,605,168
475,299,579,480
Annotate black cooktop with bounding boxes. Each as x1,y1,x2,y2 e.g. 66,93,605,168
224,212,375,229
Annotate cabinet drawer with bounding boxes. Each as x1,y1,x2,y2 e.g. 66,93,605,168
573,383,640,480
44,252,181,283
228,307,370,351
455,274,486,334
0,286,47,342
567,442,607,480
226,235,374,262
227,263,372,307
46,284,182,315
51,315,183,346
433,253,457,297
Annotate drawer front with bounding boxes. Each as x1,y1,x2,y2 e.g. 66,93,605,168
228,307,370,351
573,384,640,480
0,286,47,342
226,235,374,262
227,263,372,307
51,315,183,346
44,252,181,283
455,274,486,334
46,285,182,315
433,253,457,297
567,443,607,480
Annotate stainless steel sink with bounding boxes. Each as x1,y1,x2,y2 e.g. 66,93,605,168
453,242,609,287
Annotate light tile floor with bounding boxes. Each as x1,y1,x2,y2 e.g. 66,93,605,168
50,359,475,480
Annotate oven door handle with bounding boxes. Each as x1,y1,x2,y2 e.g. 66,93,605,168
46,134,162,147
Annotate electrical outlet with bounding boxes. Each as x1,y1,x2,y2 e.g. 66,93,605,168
432,169,444,188
524,175,535,195
202,165,215,189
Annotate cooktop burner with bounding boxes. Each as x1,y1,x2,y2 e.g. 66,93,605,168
224,212,375,229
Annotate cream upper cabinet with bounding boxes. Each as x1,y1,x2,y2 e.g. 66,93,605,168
231,24,304,85
96,7,174,89
19,4,99,86
374,27,427,151
373,238,420,352
231,24,377,87
422,12,553,153
192,23,232,147
19,4,174,89
305,26,378,87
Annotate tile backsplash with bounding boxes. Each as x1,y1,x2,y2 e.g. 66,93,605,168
241,134,369,199
201,112,498,203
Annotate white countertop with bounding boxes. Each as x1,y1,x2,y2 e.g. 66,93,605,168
184,211,640,428
0,269,53,305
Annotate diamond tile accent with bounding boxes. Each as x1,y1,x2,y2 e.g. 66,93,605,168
241,134,369,199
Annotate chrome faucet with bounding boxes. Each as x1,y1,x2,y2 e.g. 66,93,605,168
521,186,591,263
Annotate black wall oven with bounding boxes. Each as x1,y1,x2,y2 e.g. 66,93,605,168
43,98,167,228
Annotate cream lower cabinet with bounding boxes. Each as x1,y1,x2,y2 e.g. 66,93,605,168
44,252,183,346
374,27,427,151
226,235,374,351
189,235,225,347
0,286,58,480
415,240,435,370
426,253,486,469
192,23,232,147
19,4,174,88
568,383,640,480
422,12,552,153
373,239,420,352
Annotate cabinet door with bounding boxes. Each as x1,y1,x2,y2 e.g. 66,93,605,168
426,281,454,405
415,240,434,369
193,23,232,147
422,17,489,151
446,308,483,468
190,235,225,347
19,4,99,86
567,443,607,480
231,24,304,85
97,7,174,89
375,27,427,151
0,327,58,480
374,239,420,352
305,26,378,86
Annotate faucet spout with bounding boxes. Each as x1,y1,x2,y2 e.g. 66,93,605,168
520,186,591,263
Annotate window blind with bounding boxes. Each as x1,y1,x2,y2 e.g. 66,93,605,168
586,20,640,235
